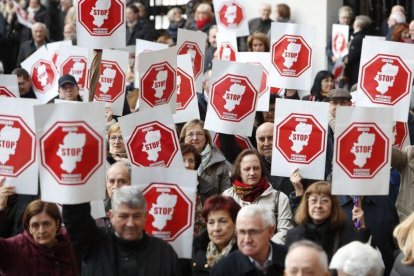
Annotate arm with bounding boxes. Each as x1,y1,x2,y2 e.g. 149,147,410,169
0,177,15,223
272,191,293,245
218,161,232,193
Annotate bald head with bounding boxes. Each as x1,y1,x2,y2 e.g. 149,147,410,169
106,162,131,198
256,122,274,160
285,241,329,276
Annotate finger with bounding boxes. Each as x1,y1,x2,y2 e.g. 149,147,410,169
291,168,299,175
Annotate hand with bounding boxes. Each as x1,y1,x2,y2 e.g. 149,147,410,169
105,107,113,123
352,197,365,229
0,177,15,211
290,168,303,196
331,56,337,63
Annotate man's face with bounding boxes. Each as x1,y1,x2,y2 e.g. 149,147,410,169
263,103,275,123
32,25,46,44
110,204,147,241
285,246,328,276
58,83,79,101
17,76,31,95
329,99,352,118
208,28,217,48
259,4,271,20
106,165,131,198
339,13,352,25
63,24,76,41
126,8,139,23
256,123,273,160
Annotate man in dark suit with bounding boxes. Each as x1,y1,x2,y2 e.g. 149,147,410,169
17,22,48,66
125,4,156,45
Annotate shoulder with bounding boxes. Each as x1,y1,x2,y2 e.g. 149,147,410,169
210,250,248,275
271,241,287,266
146,234,178,257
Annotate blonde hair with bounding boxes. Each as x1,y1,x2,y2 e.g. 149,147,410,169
394,212,414,265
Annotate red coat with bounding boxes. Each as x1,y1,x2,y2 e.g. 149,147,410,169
0,228,79,276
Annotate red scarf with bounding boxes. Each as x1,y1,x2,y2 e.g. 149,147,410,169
196,18,211,30
233,177,270,203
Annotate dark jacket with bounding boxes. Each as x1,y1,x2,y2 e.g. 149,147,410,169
391,252,414,276
325,125,334,180
248,17,272,35
62,203,180,276
344,30,366,86
165,19,186,43
210,241,287,276
17,39,45,66
126,19,156,45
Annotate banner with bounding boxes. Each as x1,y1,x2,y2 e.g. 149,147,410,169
331,24,349,59
270,22,315,90
217,30,238,61
392,121,410,150
13,1,32,28
204,59,261,136
332,106,392,195
34,102,106,204
211,132,254,154
0,75,19,97
133,167,197,259
0,98,38,194
272,99,329,179
118,105,184,168
213,0,249,37
46,40,73,68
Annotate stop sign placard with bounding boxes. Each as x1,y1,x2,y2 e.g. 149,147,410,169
144,182,193,242
211,74,257,122
61,56,88,89
360,54,412,105
141,62,176,107
0,115,35,177
276,113,326,164
40,121,103,185
218,43,236,61
218,1,245,29
78,0,124,36
95,60,125,103
31,60,57,94
0,87,15,97
177,42,203,79
213,133,253,152
127,121,178,167
336,122,389,179
272,35,312,77
176,68,195,111
392,121,408,150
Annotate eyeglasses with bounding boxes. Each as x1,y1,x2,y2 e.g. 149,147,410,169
308,196,331,206
237,228,267,237
109,135,123,141
185,132,204,138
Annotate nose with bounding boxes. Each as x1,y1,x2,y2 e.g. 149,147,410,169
212,222,221,232
126,216,135,227
264,137,272,146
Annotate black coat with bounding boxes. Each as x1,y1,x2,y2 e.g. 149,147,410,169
16,40,39,66
391,252,414,276
210,241,287,276
126,19,156,45
344,30,366,86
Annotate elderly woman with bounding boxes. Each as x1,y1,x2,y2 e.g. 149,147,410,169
0,196,79,275
192,195,241,275
222,149,293,244
180,119,232,203
285,181,370,261
247,32,270,52
302,70,335,101
107,123,128,165
392,211,414,275
184,3,214,34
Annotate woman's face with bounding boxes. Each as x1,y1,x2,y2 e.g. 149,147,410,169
28,212,59,248
307,193,332,224
184,124,206,153
321,77,334,96
251,39,266,52
183,152,196,170
207,210,236,251
108,131,126,155
239,154,262,185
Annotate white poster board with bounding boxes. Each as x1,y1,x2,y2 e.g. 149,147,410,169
331,24,349,58
213,0,249,37
0,75,19,98
216,30,238,61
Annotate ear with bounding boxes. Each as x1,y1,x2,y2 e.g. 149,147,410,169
268,225,276,237
109,209,113,220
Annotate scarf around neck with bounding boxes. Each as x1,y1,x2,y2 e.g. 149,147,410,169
233,177,270,203
206,235,236,267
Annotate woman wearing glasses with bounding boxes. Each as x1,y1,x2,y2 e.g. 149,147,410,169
107,123,128,165
285,181,369,261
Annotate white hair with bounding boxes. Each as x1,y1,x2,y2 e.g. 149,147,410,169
236,205,275,228
287,240,329,271
112,186,146,212
389,11,406,24
329,241,385,276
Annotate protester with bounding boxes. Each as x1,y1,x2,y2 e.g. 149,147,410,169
125,3,156,45
184,3,214,34
106,123,128,165
391,23,410,42
11,67,37,98
165,7,186,43
274,3,292,23
104,161,131,212
247,32,270,52
50,74,82,102
16,22,48,66
248,3,272,35
302,71,335,102
392,212,414,275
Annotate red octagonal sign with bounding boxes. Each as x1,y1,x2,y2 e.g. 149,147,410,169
61,56,88,89
276,113,326,164
40,121,103,185
78,0,124,36
218,1,245,29
127,121,178,167
176,68,195,111
272,35,312,77
336,123,389,179
0,115,35,177
31,60,57,94
141,62,176,107
211,74,257,122
360,54,412,105
95,60,125,103
144,183,193,242
178,41,204,79
0,86,15,97
392,121,408,150
219,43,236,61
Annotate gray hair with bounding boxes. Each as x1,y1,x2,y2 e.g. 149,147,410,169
354,15,372,30
338,6,353,17
287,240,329,271
167,7,182,22
31,22,47,32
106,161,131,181
236,205,275,228
329,241,385,276
112,186,147,211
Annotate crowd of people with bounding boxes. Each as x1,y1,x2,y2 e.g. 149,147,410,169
1,0,414,275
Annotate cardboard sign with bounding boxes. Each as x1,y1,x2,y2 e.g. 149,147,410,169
93,49,128,116
76,0,126,49
13,1,32,28
332,106,392,195
133,167,197,259
270,22,315,90
34,102,106,204
119,105,184,168
212,132,254,153
0,75,19,98
216,30,238,62
331,24,349,58
357,39,414,121
46,41,73,68
204,59,261,136
272,99,329,179
0,98,38,194
213,0,249,37
21,46,59,104
392,121,410,150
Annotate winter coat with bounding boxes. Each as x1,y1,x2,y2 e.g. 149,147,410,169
391,252,414,276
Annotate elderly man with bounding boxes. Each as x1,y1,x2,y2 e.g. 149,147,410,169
11,68,36,98
126,3,156,44
17,22,49,66
63,186,179,275
248,3,273,35
285,241,329,276
211,205,287,275
105,162,131,210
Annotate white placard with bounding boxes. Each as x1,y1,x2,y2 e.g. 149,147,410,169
270,22,315,90
139,47,177,113
272,99,329,179
236,52,270,111
34,102,106,204
0,75,19,98
13,1,32,28
213,0,249,37
46,40,73,68
392,121,411,150
173,54,200,123
204,59,261,136
332,106,393,195
331,24,349,58
118,105,184,168
93,49,128,116
0,98,38,194
217,30,238,61
90,199,106,219
21,46,59,104
356,39,414,122
133,167,197,259
76,0,126,49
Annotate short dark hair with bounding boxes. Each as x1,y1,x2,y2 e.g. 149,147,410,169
12,68,30,80
277,3,291,19
127,4,139,14
180,143,201,169
231,149,266,182
22,200,62,231
310,70,335,100
201,195,241,223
